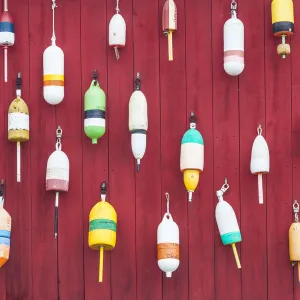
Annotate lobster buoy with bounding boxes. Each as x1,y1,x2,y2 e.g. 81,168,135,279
84,70,106,144
215,179,242,269
109,0,126,60
157,193,179,277
162,0,177,61
89,182,117,282
46,126,69,238
43,0,64,105
250,125,270,204
8,73,29,183
129,73,148,171
0,0,14,82
271,0,294,58
180,112,204,202
289,200,300,283
0,181,11,268
223,1,244,76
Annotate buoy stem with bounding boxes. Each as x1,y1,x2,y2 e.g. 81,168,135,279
232,243,241,269
3,0,7,11
99,247,104,282
114,47,120,60
4,47,7,83
298,262,300,284
54,192,59,238
136,159,140,172
258,174,263,204
188,191,193,202
17,141,21,182
168,31,173,61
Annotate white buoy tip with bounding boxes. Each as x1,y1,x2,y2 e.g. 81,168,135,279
188,191,193,202
166,272,172,278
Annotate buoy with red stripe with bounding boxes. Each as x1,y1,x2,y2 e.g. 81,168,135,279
271,0,294,58
8,73,29,183
84,70,106,144
224,0,244,76
43,0,64,105
0,0,14,82
216,178,242,269
250,125,270,204
180,112,204,202
157,193,180,278
129,73,148,171
0,181,11,268
162,0,177,61
289,200,300,283
46,126,69,238
109,0,126,60
89,182,117,282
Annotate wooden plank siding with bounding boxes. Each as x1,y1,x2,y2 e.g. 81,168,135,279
0,0,298,299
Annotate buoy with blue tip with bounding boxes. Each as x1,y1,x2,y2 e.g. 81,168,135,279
0,0,14,82
180,112,204,202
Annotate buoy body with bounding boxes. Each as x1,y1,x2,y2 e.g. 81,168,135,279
271,0,294,37
129,90,148,166
216,200,241,245
162,0,177,32
89,201,117,251
250,135,270,175
84,80,106,144
46,150,69,192
289,222,300,261
180,126,204,201
43,45,64,105
109,14,126,50
8,98,29,142
224,15,244,76
0,11,14,46
157,213,179,277
0,208,11,267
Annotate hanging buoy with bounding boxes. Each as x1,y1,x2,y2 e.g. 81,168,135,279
162,0,177,61
43,0,64,105
289,200,300,283
46,126,69,238
224,0,244,76
180,112,204,202
89,182,117,282
84,70,106,144
250,125,270,204
0,0,14,82
109,0,126,60
129,73,148,172
0,181,11,268
8,73,29,183
271,0,294,58
157,193,179,277
215,178,242,269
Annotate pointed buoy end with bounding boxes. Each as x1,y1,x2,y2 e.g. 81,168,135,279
188,191,193,202
137,159,141,172
92,139,98,144
166,272,172,278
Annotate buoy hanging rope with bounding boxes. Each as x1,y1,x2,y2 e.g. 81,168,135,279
51,0,57,46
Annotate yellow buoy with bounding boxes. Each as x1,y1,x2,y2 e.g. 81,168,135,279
88,182,117,282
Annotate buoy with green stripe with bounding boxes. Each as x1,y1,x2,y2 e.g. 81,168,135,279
271,0,294,58
0,180,11,268
84,70,106,144
88,182,117,282
215,178,242,269
43,0,64,105
180,112,204,202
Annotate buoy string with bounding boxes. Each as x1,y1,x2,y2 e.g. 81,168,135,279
51,0,57,45
116,0,120,13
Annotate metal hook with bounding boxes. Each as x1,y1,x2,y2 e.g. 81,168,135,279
101,182,107,201
231,0,237,10
257,124,262,136
293,200,299,222
165,192,170,214
0,180,5,197
56,126,62,138
135,73,141,91
93,70,99,86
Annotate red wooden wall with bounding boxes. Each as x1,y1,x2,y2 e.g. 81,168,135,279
0,0,299,299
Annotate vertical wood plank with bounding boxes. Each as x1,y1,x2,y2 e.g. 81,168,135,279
264,0,293,299
55,0,84,299
133,0,162,299
159,0,188,299
29,0,58,299
239,1,268,300
107,0,136,299
4,0,32,299
185,0,214,299
81,0,110,299
212,1,241,300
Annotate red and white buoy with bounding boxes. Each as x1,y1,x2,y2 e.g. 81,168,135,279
109,0,126,60
0,0,14,82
